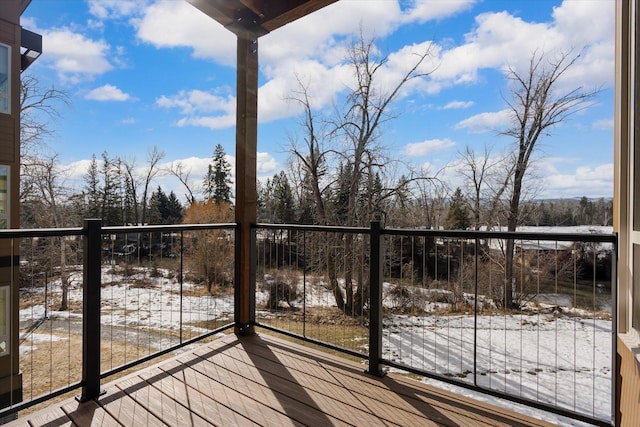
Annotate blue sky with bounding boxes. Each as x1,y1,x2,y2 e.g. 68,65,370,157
22,0,614,202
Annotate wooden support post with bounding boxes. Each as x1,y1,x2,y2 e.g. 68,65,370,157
234,36,258,336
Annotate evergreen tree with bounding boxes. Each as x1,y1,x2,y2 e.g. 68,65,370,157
446,188,471,230
272,171,295,223
122,172,136,225
297,170,316,224
100,152,123,226
165,191,184,224
83,154,101,218
147,187,164,224
148,186,184,224
203,144,232,203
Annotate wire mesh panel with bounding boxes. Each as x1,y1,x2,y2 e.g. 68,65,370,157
255,225,369,355
8,223,236,414
99,227,235,374
18,234,84,404
381,231,615,423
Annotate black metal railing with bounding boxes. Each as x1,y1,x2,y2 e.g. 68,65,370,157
0,220,616,426
254,222,617,427
1,219,236,417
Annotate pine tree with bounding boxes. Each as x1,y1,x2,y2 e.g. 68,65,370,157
272,171,295,223
203,144,232,203
83,154,101,218
297,170,316,225
147,187,164,224
165,191,184,224
446,188,471,230
148,186,183,224
100,152,123,226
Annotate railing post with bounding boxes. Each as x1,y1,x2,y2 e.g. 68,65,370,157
368,220,385,376
78,219,104,401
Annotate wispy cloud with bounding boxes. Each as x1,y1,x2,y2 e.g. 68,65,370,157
456,109,511,133
86,84,134,101
443,100,474,110
405,138,456,156
592,118,613,130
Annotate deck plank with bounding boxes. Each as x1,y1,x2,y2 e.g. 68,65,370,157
60,399,120,427
140,366,260,427
15,407,71,427
8,333,560,427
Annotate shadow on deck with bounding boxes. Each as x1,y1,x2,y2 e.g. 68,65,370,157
7,333,558,426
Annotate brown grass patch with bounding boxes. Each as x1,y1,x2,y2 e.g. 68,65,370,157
17,332,177,417
169,284,233,298
258,306,368,354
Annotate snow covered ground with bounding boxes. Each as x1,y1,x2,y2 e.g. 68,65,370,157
19,265,613,426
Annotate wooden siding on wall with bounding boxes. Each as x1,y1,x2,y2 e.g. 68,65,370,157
0,25,15,44
0,116,15,164
617,335,640,426
0,4,20,27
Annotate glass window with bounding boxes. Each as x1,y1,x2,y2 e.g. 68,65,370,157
0,44,9,114
0,285,8,356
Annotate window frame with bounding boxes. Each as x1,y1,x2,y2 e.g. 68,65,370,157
0,42,10,115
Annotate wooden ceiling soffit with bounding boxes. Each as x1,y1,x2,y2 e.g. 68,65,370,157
185,0,338,37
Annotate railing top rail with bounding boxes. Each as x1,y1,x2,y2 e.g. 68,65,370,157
0,222,615,243
255,222,616,243
0,222,238,239
103,222,237,234
383,227,617,243
0,226,84,239
255,223,370,234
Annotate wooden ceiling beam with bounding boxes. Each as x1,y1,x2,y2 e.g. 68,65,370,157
186,0,337,37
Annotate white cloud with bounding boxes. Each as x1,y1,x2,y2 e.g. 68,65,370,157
543,163,613,198
156,89,236,130
426,1,613,93
592,118,613,130
257,152,279,175
443,100,473,110
133,0,612,131
456,109,511,133
402,0,476,24
120,118,136,125
85,84,133,101
42,28,113,81
405,139,455,157
135,0,235,66
156,89,235,115
88,0,147,19
177,115,235,130
66,159,94,181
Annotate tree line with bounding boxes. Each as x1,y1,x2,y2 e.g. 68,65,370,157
19,35,607,314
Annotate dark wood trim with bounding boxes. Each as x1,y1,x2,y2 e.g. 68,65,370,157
234,36,258,335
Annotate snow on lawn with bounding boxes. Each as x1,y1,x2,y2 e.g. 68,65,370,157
19,333,66,357
20,266,613,424
382,313,612,421
20,267,234,335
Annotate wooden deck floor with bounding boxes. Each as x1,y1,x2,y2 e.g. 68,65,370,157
7,333,558,427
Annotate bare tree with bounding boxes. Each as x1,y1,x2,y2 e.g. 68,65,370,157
23,154,77,310
290,35,436,315
19,73,69,203
458,145,503,230
500,50,600,308
122,146,165,225
166,160,197,205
